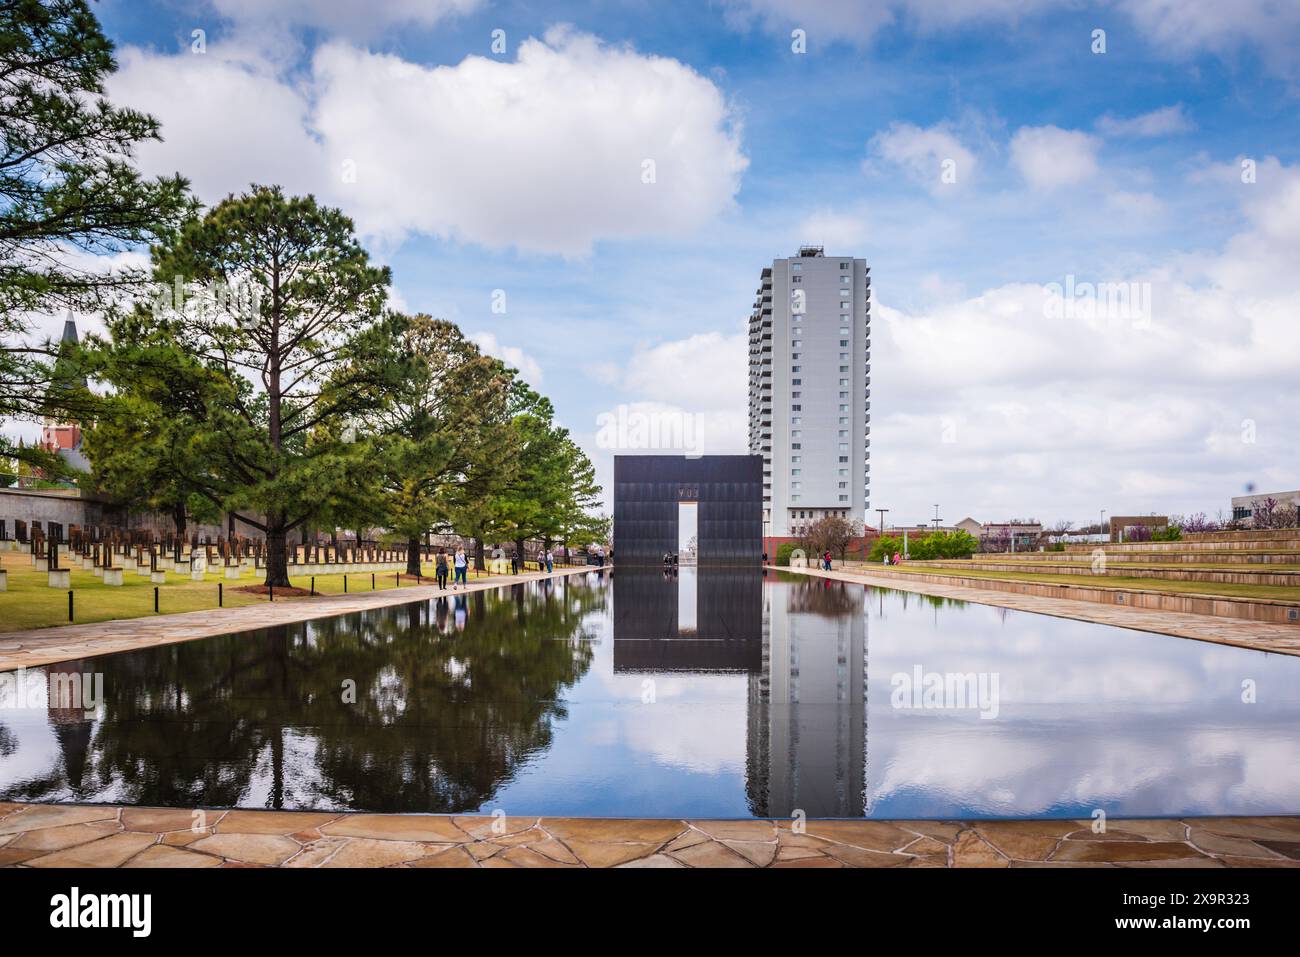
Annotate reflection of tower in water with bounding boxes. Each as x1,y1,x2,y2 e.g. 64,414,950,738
611,570,867,818
747,578,867,819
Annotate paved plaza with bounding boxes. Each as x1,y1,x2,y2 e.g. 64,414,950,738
2,803,1297,868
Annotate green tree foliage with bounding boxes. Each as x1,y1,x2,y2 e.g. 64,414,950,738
97,185,393,585
363,314,513,574
0,0,193,467
445,378,605,569
492,382,604,557
80,307,224,533
869,529,978,562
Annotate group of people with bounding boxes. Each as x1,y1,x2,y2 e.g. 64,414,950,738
433,548,470,590
882,551,903,565
511,551,555,575
433,546,558,591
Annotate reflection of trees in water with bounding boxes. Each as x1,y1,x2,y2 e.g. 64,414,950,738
785,578,860,617
2,579,602,812
890,589,969,612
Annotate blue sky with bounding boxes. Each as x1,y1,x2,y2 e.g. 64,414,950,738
36,0,1300,526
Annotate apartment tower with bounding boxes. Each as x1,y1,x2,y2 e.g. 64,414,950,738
748,247,871,539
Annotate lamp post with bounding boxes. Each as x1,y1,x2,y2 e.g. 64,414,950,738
1100,509,1106,543
932,504,942,529
875,508,889,537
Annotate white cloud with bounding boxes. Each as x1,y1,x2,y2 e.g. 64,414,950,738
1097,104,1194,138
111,46,325,202
210,0,482,38
868,121,977,193
1105,189,1166,219
110,28,748,256
721,0,1300,75
870,161,1300,522
1009,125,1100,191
469,331,544,386
719,0,1060,47
619,331,748,411
1119,0,1300,77
795,207,871,250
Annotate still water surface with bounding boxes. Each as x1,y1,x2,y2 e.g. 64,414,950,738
1,569,1298,818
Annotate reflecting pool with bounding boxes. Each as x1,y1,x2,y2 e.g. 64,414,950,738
2,569,1298,819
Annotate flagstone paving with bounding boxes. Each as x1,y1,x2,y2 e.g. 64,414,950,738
782,565,1300,657
0,565,599,671
1,803,1297,868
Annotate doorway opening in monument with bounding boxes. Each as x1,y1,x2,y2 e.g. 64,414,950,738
677,501,697,566
677,501,698,635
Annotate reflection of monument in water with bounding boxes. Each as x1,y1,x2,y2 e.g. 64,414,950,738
612,570,867,817
612,568,763,672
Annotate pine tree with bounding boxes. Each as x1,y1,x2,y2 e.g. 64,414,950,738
1,0,193,465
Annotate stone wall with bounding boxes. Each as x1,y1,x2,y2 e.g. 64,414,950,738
0,487,262,542
0,487,104,532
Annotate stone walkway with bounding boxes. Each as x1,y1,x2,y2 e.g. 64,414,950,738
0,566,600,671
783,566,1300,657
1,803,1297,868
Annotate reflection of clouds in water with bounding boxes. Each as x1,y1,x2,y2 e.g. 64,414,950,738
869,599,1300,709
619,703,748,775
578,631,749,773
870,712,1300,817
862,586,1300,817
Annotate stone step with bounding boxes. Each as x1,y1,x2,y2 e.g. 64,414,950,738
974,551,1300,565
927,560,1300,587
1067,539,1300,552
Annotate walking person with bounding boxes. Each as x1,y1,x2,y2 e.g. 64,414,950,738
545,549,554,574
511,552,519,575
453,546,468,588
435,549,449,590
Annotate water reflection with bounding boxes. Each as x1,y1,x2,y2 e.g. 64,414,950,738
0,577,602,811
1,569,1298,819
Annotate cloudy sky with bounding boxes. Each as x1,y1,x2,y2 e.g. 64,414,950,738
24,0,1300,526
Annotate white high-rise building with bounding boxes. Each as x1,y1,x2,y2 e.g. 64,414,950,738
748,247,871,538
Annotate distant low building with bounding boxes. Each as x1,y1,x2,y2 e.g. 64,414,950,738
1231,489,1300,526
981,521,1042,550
1108,515,1168,542
955,516,982,537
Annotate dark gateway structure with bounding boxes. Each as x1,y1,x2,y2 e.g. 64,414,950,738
613,454,763,565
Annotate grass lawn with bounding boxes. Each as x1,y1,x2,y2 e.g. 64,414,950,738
0,551,501,633
846,561,1300,602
